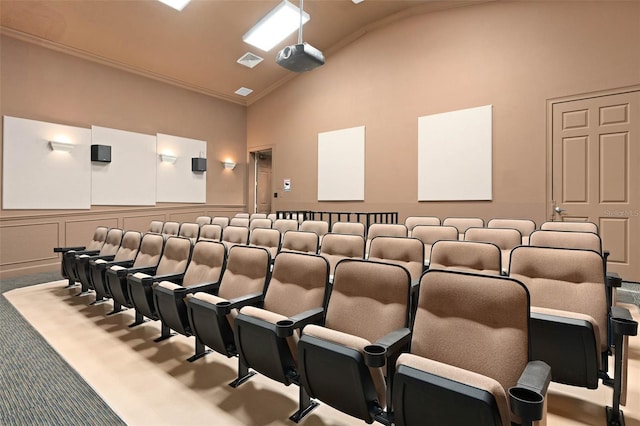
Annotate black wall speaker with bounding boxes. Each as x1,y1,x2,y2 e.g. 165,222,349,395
192,157,207,172
91,145,111,163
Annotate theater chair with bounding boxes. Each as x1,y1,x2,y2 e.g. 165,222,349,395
153,240,226,351
195,216,212,227
198,224,223,242
178,222,200,243
404,216,440,236
410,225,458,267
368,236,424,284
365,223,408,255
540,220,598,234
331,221,365,238
319,233,365,282
300,220,329,245
249,213,267,221
249,227,281,258
211,216,230,229
249,218,272,231
148,220,164,233
464,227,522,274
442,217,484,240
126,236,192,328
229,217,250,228
221,225,249,249
509,246,638,426
297,259,412,424
393,269,551,426
273,218,299,235
232,252,330,420
488,218,537,245
429,240,502,276
281,230,319,254
161,221,180,237
74,228,124,295
104,233,165,315
89,231,142,304
55,226,109,287
186,245,271,361
235,212,250,218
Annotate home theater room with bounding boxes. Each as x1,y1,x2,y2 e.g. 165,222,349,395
1,1,639,425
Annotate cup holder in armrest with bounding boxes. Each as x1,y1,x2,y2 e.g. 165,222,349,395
612,317,638,336
276,319,295,338
363,344,387,368
215,300,232,314
508,386,544,422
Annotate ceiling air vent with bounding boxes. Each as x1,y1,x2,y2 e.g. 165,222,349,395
237,52,264,69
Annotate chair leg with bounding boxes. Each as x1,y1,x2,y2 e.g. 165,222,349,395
606,333,627,426
289,385,319,423
187,338,211,362
64,279,77,288
128,311,148,328
107,301,126,316
229,358,256,388
154,323,176,342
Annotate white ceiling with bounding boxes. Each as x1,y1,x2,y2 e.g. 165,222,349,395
0,0,485,105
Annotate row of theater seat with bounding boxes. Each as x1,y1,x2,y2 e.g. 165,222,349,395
54,218,636,426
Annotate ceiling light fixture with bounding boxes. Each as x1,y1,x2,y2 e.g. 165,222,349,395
160,154,177,164
242,0,310,52
158,0,191,11
235,87,254,96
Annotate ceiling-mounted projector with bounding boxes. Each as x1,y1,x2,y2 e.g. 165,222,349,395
276,42,325,72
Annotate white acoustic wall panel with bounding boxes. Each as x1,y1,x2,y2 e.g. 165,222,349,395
91,126,156,206
156,133,206,203
318,126,365,201
418,105,492,201
2,116,91,209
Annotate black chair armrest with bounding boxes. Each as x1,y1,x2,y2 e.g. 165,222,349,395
364,328,412,368
606,271,622,288
611,306,638,336
151,273,186,284
54,246,86,253
215,292,264,315
75,250,100,257
276,307,324,338
88,255,115,266
182,281,220,295
121,266,157,279
508,360,551,423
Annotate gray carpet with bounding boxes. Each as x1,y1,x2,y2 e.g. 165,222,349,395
0,271,126,426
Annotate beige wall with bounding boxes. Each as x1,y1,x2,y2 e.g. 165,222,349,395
247,1,640,224
0,36,247,278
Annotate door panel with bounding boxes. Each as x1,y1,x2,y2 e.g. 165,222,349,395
256,153,272,215
552,90,639,281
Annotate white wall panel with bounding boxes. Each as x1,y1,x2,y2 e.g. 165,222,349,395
317,126,365,201
156,133,206,203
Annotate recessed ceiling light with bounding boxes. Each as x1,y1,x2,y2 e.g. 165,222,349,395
243,0,310,52
237,52,264,69
158,0,191,11
235,87,254,97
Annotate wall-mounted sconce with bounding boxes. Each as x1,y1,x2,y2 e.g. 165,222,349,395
160,154,177,164
49,140,74,152
192,157,207,172
222,160,237,170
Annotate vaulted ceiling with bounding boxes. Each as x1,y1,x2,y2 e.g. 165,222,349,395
1,0,485,105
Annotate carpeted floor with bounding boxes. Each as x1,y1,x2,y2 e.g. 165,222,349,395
0,272,126,426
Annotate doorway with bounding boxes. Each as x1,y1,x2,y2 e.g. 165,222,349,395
254,149,272,215
549,88,639,281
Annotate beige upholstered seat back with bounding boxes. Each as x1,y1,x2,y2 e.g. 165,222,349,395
331,221,365,237
273,219,299,235
182,241,226,287
529,230,602,254
148,221,164,234
218,246,271,300
320,233,366,276
464,227,522,271
300,220,330,240
113,231,142,262
411,225,459,263
195,216,212,227
235,213,250,218
540,221,598,234
249,213,267,221
132,233,164,268
281,230,319,254
249,218,273,231
413,270,529,399
249,228,281,257
229,217,250,228
161,221,180,237
366,223,408,254
99,229,124,256
222,225,249,247
178,222,200,242
263,252,329,317
155,236,192,276
488,218,536,244
509,246,607,351
368,236,424,283
442,217,484,239
325,259,410,344
405,216,440,234
199,224,222,241
211,216,230,228
87,226,109,250
429,240,501,275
